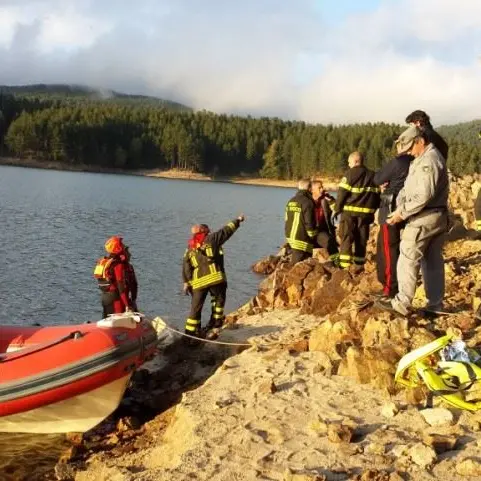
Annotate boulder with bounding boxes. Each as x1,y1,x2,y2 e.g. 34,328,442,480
252,254,281,275
456,458,481,477
407,443,437,468
420,408,454,427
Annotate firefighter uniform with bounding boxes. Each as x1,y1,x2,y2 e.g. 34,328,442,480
373,154,412,297
183,218,242,336
334,166,380,269
94,255,136,317
285,189,317,265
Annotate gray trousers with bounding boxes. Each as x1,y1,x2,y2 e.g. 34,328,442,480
393,211,447,312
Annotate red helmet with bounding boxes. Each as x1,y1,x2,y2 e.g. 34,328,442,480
105,236,125,255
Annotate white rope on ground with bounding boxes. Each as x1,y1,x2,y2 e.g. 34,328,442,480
152,317,254,347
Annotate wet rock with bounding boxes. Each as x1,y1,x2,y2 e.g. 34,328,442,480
422,433,458,453
420,407,454,427
456,458,481,477
407,442,437,468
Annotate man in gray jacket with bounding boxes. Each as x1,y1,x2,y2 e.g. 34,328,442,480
375,125,449,316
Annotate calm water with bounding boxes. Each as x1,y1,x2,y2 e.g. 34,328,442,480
0,165,292,479
0,165,290,328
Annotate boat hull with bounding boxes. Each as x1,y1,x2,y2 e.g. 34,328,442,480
0,374,132,433
0,314,158,433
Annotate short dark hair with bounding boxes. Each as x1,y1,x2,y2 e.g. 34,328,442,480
415,131,430,144
405,110,431,127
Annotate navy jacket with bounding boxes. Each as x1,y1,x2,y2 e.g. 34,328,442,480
374,154,413,224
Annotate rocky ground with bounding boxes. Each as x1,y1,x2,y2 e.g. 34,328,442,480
45,175,481,481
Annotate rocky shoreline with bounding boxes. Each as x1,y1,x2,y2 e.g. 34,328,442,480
35,175,481,481
0,157,338,191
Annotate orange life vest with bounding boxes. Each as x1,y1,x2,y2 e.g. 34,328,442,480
93,257,117,290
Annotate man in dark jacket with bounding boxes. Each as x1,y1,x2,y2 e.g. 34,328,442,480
405,110,449,160
311,180,339,265
332,152,380,271
373,152,413,298
183,215,245,338
285,179,317,265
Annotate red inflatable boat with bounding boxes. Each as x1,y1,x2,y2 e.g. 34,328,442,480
0,313,158,434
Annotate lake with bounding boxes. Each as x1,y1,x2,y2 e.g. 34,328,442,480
0,165,296,479
0,165,292,328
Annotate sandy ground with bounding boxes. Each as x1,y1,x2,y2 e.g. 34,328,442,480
74,307,481,481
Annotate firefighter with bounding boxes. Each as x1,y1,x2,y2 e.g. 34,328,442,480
310,180,339,266
332,152,380,271
94,236,137,317
373,150,413,299
285,179,317,265
183,215,245,338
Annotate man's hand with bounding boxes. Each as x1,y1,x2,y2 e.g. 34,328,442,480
237,214,245,222
331,212,340,226
380,182,389,193
125,306,133,313
387,211,404,225
183,283,192,296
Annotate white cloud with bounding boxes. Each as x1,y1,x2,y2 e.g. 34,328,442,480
0,0,481,124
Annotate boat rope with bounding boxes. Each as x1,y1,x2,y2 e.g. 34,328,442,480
1,330,84,363
152,317,261,347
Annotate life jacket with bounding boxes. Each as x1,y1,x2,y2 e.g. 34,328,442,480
93,257,118,291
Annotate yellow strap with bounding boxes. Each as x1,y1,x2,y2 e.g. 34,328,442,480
343,205,376,214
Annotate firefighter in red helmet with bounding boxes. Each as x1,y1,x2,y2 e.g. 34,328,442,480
94,236,138,317
183,215,245,339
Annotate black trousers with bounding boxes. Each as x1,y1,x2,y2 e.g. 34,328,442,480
315,231,339,259
338,215,372,268
289,249,311,266
185,282,227,333
376,223,402,297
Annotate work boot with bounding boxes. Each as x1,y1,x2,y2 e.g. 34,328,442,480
374,298,410,317
183,327,204,347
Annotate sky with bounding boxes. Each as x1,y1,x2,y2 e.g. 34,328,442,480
0,0,480,125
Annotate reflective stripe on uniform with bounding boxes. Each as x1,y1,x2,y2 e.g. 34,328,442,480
339,253,352,268
287,238,313,253
477,220,481,231
343,205,376,214
306,229,317,238
190,271,225,289
185,318,200,332
227,222,236,230
339,183,380,194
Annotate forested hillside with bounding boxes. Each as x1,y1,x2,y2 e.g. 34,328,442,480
0,84,480,177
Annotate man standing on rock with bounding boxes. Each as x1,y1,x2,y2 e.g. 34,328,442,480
311,180,339,266
285,179,317,265
332,152,380,272
373,148,413,299
375,126,449,317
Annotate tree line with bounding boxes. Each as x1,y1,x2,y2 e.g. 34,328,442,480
0,86,480,177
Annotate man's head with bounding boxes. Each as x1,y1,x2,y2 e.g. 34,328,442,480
311,180,325,201
395,125,430,158
348,151,363,168
405,110,431,128
298,179,311,191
